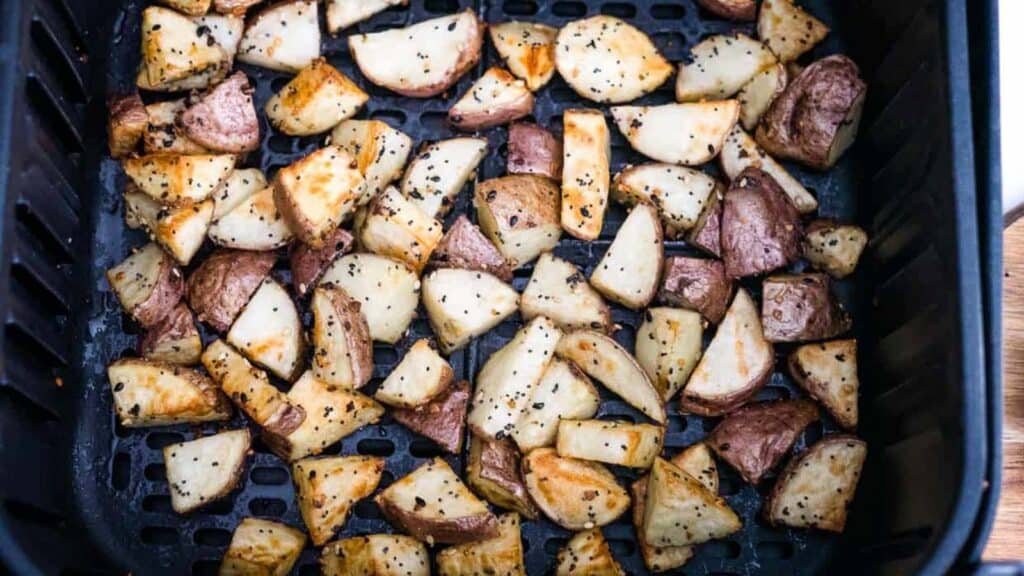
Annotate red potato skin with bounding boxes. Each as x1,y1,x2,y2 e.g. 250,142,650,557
108,92,148,158
721,167,802,279
315,286,375,389
391,380,470,454
686,184,723,257
122,256,185,328
186,249,277,332
470,435,539,518
507,122,563,180
376,499,499,545
658,256,734,324
707,399,820,484
429,215,512,282
180,71,260,153
289,228,355,297
679,354,775,418
137,302,201,363
761,273,852,342
695,0,756,20
449,78,534,131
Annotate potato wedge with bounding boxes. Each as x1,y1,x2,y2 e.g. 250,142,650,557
106,243,184,328
555,529,625,576
803,220,868,279
555,15,672,103
376,339,452,408
430,215,512,282
557,419,664,469
490,21,558,91
402,137,487,219
274,145,366,248
123,153,235,207
266,59,368,136
310,285,373,390
468,316,562,439
761,273,851,342
186,249,275,332
321,535,428,576
720,124,818,214
673,443,719,493
657,256,733,324
108,92,147,158
392,380,470,454
642,457,742,547
757,0,829,63
556,330,666,424
739,63,787,131
590,203,663,309
467,434,538,519
681,289,773,416
611,102,739,166
507,122,562,180
360,187,443,272
138,302,202,365
326,0,408,33
675,33,777,102
193,12,244,62
765,436,866,532
289,228,354,297
612,164,717,237
522,448,630,530
181,72,259,153
421,268,519,354
156,0,211,16
475,175,561,269
695,0,756,20
721,166,802,278
164,429,250,514
686,185,723,257
143,99,210,155
561,109,610,240
636,307,703,402
139,6,228,89
349,10,484,98
512,357,601,452
136,65,225,94
437,513,526,576
319,253,420,344
708,399,819,484
788,339,859,429
107,358,232,427
521,252,611,332
237,0,320,72
124,188,213,265
293,455,385,545
449,67,534,131
331,119,413,203
226,278,305,381
220,518,306,576
376,458,499,545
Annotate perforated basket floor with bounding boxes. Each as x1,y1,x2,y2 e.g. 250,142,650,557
73,1,868,574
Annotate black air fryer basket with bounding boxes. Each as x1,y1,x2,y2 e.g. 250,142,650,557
0,0,1008,574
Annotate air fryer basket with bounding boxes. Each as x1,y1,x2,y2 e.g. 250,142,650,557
0,0,999,574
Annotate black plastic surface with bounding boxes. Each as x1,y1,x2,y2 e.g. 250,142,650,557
0,0,999,575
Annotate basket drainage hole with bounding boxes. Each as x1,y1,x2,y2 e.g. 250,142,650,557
544,537,568,555
112,452,130,490
703,539,741,559
650,3,685,19
144,463,166,482
503,1,539,15
552,1,586,17
194,527,233,547
141,526,179,546
357,438,395,457
142,494,174,514
600,3,636,18
409,438,445,458
424,0,459,14
250,466,289,485
297,564,320,576
354,499,381,519
607,538,636,556
192,560,220,576
248,497,287,517
146,431,184,450
755,541,794,559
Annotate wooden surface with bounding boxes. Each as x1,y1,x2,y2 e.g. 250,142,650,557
983,220,1024,560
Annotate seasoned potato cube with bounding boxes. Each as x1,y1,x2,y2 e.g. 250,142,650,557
164,429,250,514
430,214,512,282
237,0,320,72
392,380,470,454
193,12,244,61
612,163,717,237
761,273,851,342
507,122,562,180
181,71,259,153
561,109,610,240
467,434,538,519
321,535,429,576
293,455,385,545
522,448,630,530
421,268,519,354
611,102,739,166
695,0,756,20
556,419,664,469
449,67,534,131
326,0,408,33
555,529,625,576
636,307,703,401
123,153,235,207
186,249,275,333
738,63,788,131
266,59,368,136
108,92,148,158
375,339,453,408
220,518,306,576
278,371,385,461
106,243,184,328
675,33,777,102
721,166,802,278
226,278,305,381
720,125,818,213
474,175,561,269
437,513,527,576
331,119,413,203
138,302,202,366
311,285,373,390
124,188,213,265
803,220,868,279
642,457,742,547
490,22,558,91
274,145,366,248
290,228,355,297
360,187,443,272
707,399,820,484
512,358,601,452
143,99,210,155
108,358,232,427
138,6,228,89
402,137,487,219
590,203,664,310
788,339,859,429
320,253,420,344
521,253,611,332
757,0,829,62
657,256,733,324
209,185,294,251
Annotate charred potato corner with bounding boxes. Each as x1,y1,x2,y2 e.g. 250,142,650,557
104,0,870,571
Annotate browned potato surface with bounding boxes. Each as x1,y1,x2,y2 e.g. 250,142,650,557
186,249,276,333
138,6,228,91
561,109,610,240
522,448,630,530
274,145,365,248
107,243,184,328
707,399,819,484
757,0,829,63
360,187,443,273
489,21,558,91
220,517,306,575
108,358,232,427
761,273,852,342
320,535,428,576
507,122,562,180
214,0,261,15
237,0,320,72
436,513,527,576
108,92,148,158
310,285,374,390
123,153,236,207
293,455,385,545
467,434,538,519
449,67,534,131
721,167,802,278
143,99,209,155
803,220,868,279
181,71,259,153
641,457,742,547
265,58,368,136
696,0,756,20
658,256,733,324
391,380,470,454
429,215,512,282
555,529,625,576
520,252,612,332
475,175,561,269
788,339,859,429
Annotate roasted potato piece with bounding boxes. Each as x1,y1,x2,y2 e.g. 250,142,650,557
220,518,306,576
557,419,664,469
468,317,563,439
449,67,534,131
402,137,487,218
332,119,413,203
138,302,202,365
123,189,213,265
721,167,802,278
676,33,777,102
612,164,717,237
277,371,385,461
761,273,852,342
214,0,260,15
475,175,561,269
289,228,354,297
555,15,672,103
376,339,452,407
123,153,235,207
657,256,733,324
108,358,232,426
319,253,420,344
181,72,259,153
326,0,408,33
143,99,210,155
756,56,866,169
138,6,228,90
636,307,703,401
788,339,859,429
513,357,601,452
237,0,320,72
642,457,742,547
708,399,820,484
349,10,484,98
293,455,385,545
430,215,512,282
392,380,470,454
193,12,244,62
739,63,788,131
156,0,211,16
490,22,558,91
611,101,739,166
522,448,630,530
136,66,225,94
437,513,526,576
321,535,428,576
421,268,519,354
557,330,666,424
521,252,611,332
673,443,719,493
310,286,373,390
266,59,368,136
507,122,562,180
186,249,275,332
274,145,366,248
165,430,250,515
757,0,829,63
561,108,610,241
376,458,499,545
720,125,818,213
681,289,773,416
467,435,538,519
360,187,443,272
556,529,625,576
226,278,305,381
765,436,867,532
590,203,664,309
108,92,147,158
687,185,723,257
695,0,756,20
106,243,184,327
803,220,868,279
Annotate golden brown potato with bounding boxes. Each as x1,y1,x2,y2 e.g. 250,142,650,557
635,307,703,402
555,529,625,576
721,167,802,279
611,101,739,166
164,429,250,515
436,513,527,576
556,419,665,469
326,0,409,33
142,99,209,155
138,302,202,365
123,188,213,266
757,0,829,63
707,399,820,484
220,518,306,576
180,71,259,153
802,220,868,279
761,273,852,342
293,455,385,545
430,215,512,282
320,535,428,576
520,252,612,332
193,12,244,63
107,358,232,427
209,185,294,250
475,175,561,269
788,339,859,429
237,0,320,72
138,6,228,91
123,153,236,207
214,0,261,15
186,248,275,332
274,145,365,247
561,109,610,240
642,457,742,547
467,434,538,519
106,243,184,328
265,58,368,136
391,380,470,454
156,0,211,15
449,67,534,131
507,122,562,180
331,119,413,203
226,279,306,381
522,448,630,530
489,21,558,91
289,228,355,298
310,285,374,390
375,339,452,408
359,187,443,273
108,92,148,158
